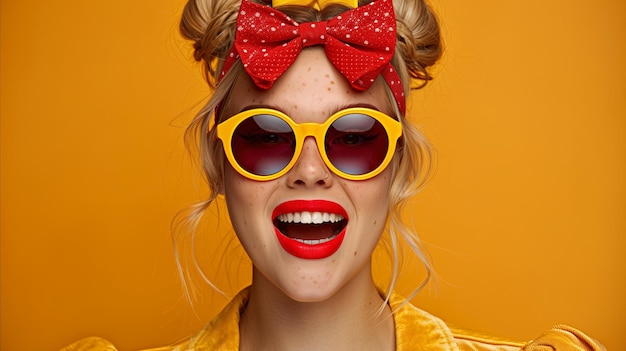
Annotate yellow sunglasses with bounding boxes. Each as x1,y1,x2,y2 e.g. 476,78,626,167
217,107,403,181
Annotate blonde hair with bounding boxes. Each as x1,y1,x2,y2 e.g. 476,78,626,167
176,0,442,304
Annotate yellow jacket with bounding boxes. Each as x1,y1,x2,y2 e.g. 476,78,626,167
62,288,605,351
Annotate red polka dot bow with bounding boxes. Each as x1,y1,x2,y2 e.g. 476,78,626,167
221,0,405,114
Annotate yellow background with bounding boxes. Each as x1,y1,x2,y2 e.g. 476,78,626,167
1,0,624,350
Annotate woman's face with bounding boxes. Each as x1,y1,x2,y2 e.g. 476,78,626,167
222,48,394,302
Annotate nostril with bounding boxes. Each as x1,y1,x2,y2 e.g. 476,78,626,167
292,178,327,186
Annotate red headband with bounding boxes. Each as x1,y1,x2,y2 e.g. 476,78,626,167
220,0,405,114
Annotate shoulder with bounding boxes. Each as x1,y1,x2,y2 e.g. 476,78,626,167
59,337,117,351
59,336,193,351
519,325,606,351
388,292,605,351
450,327,525,351
451,325,606,351
60,288,249,351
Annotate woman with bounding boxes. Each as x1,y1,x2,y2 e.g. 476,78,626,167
63,0,605,349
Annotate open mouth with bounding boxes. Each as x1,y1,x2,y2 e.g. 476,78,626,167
272,200,349,259
273,211,347,244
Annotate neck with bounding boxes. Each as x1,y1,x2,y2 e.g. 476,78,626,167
239,266,395,351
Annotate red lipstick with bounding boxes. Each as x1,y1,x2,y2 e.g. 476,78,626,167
272,200,348,259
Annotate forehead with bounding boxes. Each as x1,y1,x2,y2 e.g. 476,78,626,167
227,48,391,121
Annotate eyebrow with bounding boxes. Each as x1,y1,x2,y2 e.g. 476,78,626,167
237,103,385,116
238,104,286,114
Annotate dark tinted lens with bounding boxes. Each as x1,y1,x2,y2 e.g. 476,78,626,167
231,114,296,176
325,114,389,175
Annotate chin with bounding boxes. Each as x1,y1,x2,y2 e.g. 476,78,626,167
278,279,344,303
269,252,370,304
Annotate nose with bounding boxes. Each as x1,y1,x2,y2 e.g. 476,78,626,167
286,137,333,188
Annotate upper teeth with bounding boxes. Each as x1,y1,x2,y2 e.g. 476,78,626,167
277,211,345,224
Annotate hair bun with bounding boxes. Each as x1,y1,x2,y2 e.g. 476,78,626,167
393,0,442,86
180,0,243,86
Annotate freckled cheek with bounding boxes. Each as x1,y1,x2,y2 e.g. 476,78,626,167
350,183,390,208
225,177,274,225
348,177,392,226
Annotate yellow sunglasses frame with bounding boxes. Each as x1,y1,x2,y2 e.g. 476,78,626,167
217,107,403,181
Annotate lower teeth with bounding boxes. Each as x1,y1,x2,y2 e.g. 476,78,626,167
293,234,338,245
